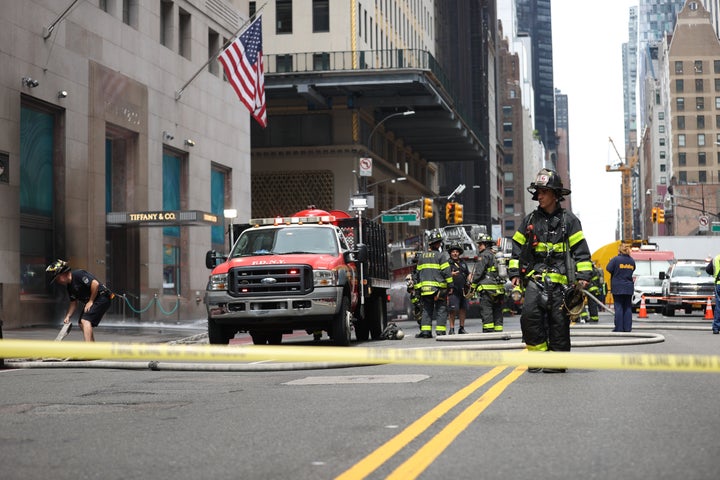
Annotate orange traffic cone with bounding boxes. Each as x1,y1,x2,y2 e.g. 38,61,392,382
638,295,648,319
704,297,714,320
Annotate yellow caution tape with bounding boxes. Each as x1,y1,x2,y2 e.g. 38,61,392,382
2,339,720,373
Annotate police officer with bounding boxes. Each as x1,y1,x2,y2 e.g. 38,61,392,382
508,169,593,372
472,234,506,332
414,229,453,338
446,243,470,334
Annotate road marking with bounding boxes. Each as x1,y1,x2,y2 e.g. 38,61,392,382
386,366,526,479
334,366,510,480
284,374,429,385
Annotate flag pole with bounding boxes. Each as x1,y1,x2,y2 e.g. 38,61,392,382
175,2,267,101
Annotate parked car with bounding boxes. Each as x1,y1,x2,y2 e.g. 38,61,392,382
660,259,715,316
632,275,664,312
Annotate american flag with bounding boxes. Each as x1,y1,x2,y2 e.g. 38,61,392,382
218,15,266,127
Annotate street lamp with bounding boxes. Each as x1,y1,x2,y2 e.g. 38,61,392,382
366,176,407,189
223,208,238,252
359,110,415,194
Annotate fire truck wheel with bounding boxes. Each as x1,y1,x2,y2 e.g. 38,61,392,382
332,296,352,346
208,318,235,345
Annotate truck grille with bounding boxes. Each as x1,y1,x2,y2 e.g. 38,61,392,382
227,265,313,297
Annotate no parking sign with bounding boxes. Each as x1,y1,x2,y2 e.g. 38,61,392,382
359,157,372,177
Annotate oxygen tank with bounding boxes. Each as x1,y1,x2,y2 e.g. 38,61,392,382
495,251,508,280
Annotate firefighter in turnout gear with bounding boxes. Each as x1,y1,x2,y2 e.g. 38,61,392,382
471,234,506,332
508,169,593,372
579,262,603,323
414,229,453,338
446,243,470,334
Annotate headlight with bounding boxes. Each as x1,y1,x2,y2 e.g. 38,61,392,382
208,273,228,291
314,269,338,287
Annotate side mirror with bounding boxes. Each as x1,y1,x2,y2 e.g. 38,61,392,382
357,244,368,263
659,272,666,280
205,250,226,269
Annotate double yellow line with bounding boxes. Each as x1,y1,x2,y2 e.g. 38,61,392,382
336,365,526,479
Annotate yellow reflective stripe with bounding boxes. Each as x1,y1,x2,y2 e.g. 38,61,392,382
508,259,519,269
527,342,548,352
576,261,593,272
417,263,442,270
512,231,526,245
541,272,568,284
416,281,447,289
568,230,585,247
535,242,566,253
476,284,505,292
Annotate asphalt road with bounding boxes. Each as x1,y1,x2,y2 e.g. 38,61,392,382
1,311,719,480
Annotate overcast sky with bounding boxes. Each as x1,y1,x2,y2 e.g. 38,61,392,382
551,0,635,252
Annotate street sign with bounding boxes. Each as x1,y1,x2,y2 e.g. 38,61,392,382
711,223,720,232
381,213,418,223
359,157,372,176
699,215,709,231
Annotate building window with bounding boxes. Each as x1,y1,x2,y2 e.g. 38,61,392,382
696,97,705,110
163,151,185,295
659,137,666,146
122,0,138,28
658,111,664,120
694,60,703,73
249,1,256,17
715,78,720,92
276,54,293,72
677,115,685,129
716,97,720,109
503,122,512,132
504,188,514,198
678,134,686,147
660,164,666,172
679,152,686,165
504,154,513,165
503,105,512,116
313,0,329,32
677,97,685,111
698,133,706,146
313,52,329,70
659,124,665,133
679,171,688,184
179,8,191,59
211,166,229,250
208,28,220,75
660,151,666,159
699,170,707,183
503,138,513,148
697,115,705,129
675,61,683,74
676,79,684,92
20,103,58,297
715,59,720,74
696,79,704,92
160,0,173,48
699,152,707,165
276,0,292,34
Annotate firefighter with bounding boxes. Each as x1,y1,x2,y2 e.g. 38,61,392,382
446,243,470,334
471,234,506,332
508,168,593,373
414,229,453,338
579,261,603,323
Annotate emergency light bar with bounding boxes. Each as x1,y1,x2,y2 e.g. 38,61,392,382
249,215,337,226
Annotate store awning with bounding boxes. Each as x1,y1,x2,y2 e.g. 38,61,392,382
106,210,222,227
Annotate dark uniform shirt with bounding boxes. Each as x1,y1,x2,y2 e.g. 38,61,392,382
67,270,108,303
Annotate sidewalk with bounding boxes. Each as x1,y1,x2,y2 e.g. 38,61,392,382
1,319,207,344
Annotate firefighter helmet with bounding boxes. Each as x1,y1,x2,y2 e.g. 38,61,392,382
447,243,464,254
46,259,71,283
476,233,494,245
527,168,571,200
562,284,586,316
427,229,443,245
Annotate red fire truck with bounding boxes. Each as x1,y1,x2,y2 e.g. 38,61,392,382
204,208,390,346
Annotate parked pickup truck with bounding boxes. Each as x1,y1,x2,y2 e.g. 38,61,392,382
204,208,390,345
660,259,715,316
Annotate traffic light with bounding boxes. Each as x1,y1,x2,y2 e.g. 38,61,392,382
422,197,433,219
453,203,463,224
651,207,658,223
445,202,455,223
657,208,665,223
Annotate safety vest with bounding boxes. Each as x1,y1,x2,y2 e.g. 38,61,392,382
414,249,453,296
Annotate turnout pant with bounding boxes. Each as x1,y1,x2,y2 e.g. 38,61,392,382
520,280,570,352
420,295,448,333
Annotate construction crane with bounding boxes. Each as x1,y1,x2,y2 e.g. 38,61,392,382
606,137,638,241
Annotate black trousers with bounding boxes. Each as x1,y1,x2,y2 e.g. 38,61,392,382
520,280,571,351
